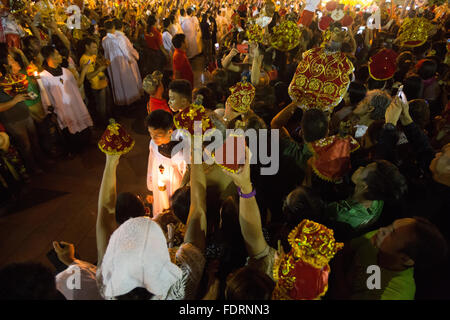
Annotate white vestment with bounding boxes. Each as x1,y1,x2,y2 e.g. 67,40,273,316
147,140,187,216
102,32,142,106
181,17,199,59
39,68,93,134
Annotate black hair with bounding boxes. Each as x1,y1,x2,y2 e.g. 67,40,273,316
147,15,157,28
172,33,186,49
115,287,155,300
186,8,193,16
403,75,424,101
0,262,64,300
146,109,174,131
104,19,115,31
113,18,123,30
417,59,437,80
301,108,329,143
282,186,323,229
409,99,430,129
368,77,386,90
180,8,185,16
364,160,408,202
115,192,146,225
168,79,192,101
40,45,58,62
170,186,190,224
0,44,9,75
225,266,275,300
347,82,367,105
355,65,369,83
400,217,448,268
162,18,171,29
193,86,217,110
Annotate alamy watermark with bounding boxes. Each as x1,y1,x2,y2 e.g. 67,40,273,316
169,122,280,176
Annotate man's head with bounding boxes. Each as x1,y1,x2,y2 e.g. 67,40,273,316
41,46,63,68
84,38,98,56
186,8,193,16
351,160,408,202
146,109,174,146
180,8,185,16
113,18,123,31
301,108,329,143
162,17,171,30
375,217,448,269
104,19,116,33
353,90,392,124
168,79,192,112
172,33,186,50
282,187,323,228
429,143,450,187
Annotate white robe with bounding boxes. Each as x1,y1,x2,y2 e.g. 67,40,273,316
181,17,199,59
147,140,186,216
39,68,93,134
102,32,142,106
115,31,142,93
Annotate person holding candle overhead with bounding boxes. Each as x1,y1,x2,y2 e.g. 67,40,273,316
146,109,187,216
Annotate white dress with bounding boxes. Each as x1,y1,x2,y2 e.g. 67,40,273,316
39,68,93,134
102,32,142,106
147,140,187,216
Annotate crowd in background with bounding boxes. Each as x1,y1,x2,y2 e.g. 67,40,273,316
0,0,449,300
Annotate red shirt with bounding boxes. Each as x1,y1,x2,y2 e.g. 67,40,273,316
145,27,163,51
173,48,194,87
147,97,171,114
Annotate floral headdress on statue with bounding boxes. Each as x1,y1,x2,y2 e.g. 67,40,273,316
272,219,343,300
98,119,135,155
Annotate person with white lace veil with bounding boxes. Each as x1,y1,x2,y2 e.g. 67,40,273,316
95,143,207,300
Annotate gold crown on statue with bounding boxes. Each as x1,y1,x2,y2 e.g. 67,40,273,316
227,80,256,114
287,219,343,269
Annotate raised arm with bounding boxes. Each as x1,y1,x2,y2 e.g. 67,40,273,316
183,141,207,252
221,147,268,257
96,154,120,266
270,101,299,137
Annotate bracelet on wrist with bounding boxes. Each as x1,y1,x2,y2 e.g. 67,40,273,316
237,185,256,199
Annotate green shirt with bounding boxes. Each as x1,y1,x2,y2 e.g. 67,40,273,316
327,199,384,230
280,136,313,171
348,230,416,300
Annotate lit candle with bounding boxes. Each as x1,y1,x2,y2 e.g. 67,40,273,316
157,179,170,210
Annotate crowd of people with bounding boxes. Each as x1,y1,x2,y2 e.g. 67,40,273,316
0,0,449,300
